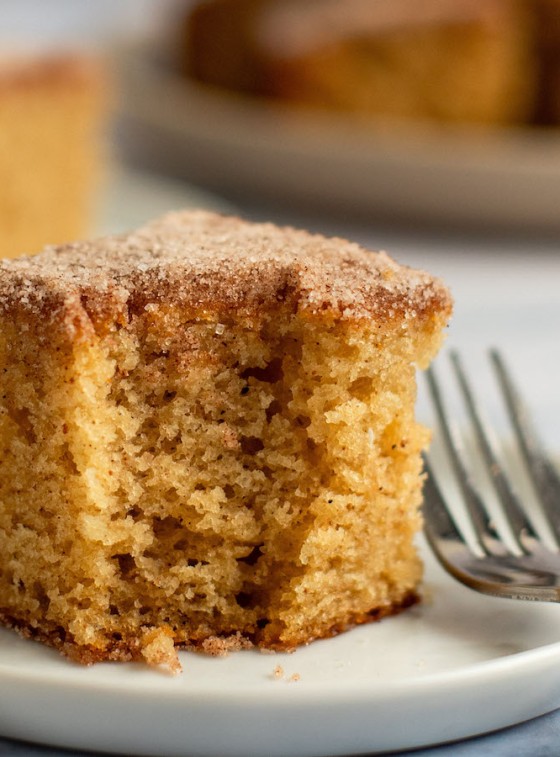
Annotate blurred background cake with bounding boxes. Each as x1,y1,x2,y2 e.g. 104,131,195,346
0,53,106,258
183,0,560,127
532,0,560,124
2,0,560,239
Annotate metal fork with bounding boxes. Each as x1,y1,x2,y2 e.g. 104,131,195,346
423,349,560,601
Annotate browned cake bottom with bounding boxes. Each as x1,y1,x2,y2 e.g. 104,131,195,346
0,592,419,666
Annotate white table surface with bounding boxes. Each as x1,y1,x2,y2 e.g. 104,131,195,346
1,169,559,756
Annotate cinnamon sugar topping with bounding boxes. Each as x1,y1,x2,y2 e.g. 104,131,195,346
0,210,451,326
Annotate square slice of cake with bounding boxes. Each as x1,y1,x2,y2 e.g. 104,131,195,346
0,211,451,670
0,54,105,258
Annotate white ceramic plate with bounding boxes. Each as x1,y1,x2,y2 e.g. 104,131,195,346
2,536,560,757
117,47,560,233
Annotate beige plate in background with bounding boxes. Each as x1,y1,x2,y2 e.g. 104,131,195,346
117,47,560,233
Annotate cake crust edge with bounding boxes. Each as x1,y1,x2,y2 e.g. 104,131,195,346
0,591,419,670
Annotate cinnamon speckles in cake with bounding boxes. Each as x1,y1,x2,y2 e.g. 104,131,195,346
0,209,451,669
0,210,450,331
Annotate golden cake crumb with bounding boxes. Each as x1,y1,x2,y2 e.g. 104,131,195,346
271,665,300,682
141,626,182,674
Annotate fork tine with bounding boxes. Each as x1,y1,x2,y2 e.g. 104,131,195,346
449,350,536,553
490,349,560,549
422,455,480,565
425,364,498,555
424,351,560,603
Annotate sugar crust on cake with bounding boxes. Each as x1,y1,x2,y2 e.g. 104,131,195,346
255,0,512,58
0,209,450,329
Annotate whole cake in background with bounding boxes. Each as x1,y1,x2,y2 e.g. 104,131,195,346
184,0,560,127
0,53,105,259
533,0,560,124
0,210,451,672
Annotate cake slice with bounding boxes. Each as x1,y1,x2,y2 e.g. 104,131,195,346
0,54,105,258
184,0,535,125
0,211,451,670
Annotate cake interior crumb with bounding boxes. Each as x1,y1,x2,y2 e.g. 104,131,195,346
0,211,451,666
